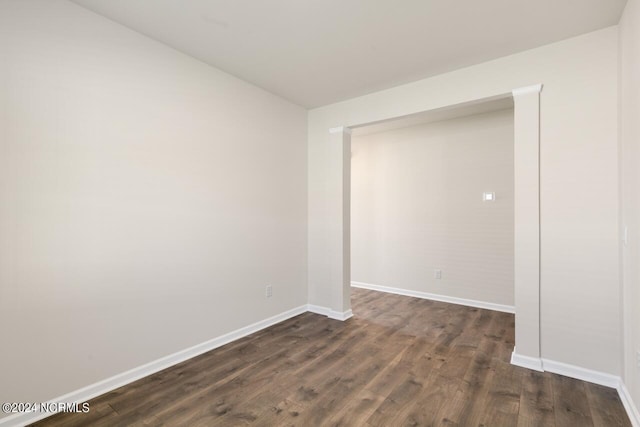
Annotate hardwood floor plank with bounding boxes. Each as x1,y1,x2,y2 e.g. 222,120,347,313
585,382,632,427
552,375,595,427
457,345,498,425
33,288,631,427
287,351,387,426
400,371,459,427
143,342,302,425
517,370,556,427
325,389,386,426
250,399,305,427
365,372,425,426
478,360,524,427
32,402,118,427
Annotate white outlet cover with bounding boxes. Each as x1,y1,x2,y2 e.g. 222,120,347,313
483,192,495,201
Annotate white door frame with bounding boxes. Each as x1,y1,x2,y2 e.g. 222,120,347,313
326,84,543,368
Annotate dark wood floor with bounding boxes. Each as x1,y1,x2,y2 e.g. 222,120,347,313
34,288,630,426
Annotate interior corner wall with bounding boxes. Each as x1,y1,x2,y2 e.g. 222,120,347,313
350,110,514,307
308,26,620,375
0,0,307,410
620,0,640,411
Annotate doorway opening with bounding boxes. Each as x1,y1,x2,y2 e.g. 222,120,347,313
327,85,542,370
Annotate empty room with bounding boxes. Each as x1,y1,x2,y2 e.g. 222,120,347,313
1,0,639,426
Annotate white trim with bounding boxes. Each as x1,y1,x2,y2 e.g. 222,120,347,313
511,349,544,372
0,305,308,427
512,84,543,97
328,309,353,321
618,381,640,427
306,304,352,321
509,353,640,426
328,126,352,134
2,298,637,427
306,304,330,316
541,358,619,388
351,281,515,313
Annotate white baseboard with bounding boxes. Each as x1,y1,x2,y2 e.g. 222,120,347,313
511,351,621,389
511,349,544,372
307,304,353,321
549,365,640,427
0,305,308,427
351,281,515,313
4,298,637,427
328,309,353,321
509,351,639,427
306,304,330,316
618,381,640,427
542,358,620,389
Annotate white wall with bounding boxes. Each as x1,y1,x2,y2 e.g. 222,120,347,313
309,27,620,375
620,0,640,414
0,0,307,409
351,110,514,306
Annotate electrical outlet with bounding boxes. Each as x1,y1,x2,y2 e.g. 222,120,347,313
434,269,442,280
265,285,273,298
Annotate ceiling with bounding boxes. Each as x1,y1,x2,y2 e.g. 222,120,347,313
72,0,627,108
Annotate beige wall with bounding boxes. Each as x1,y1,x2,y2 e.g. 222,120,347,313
0,0,307,407
351,110,514,307
0,0,632,416
620,0,640,413
309,26,620,375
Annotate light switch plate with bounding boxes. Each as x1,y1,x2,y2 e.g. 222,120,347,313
483,192,495,202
